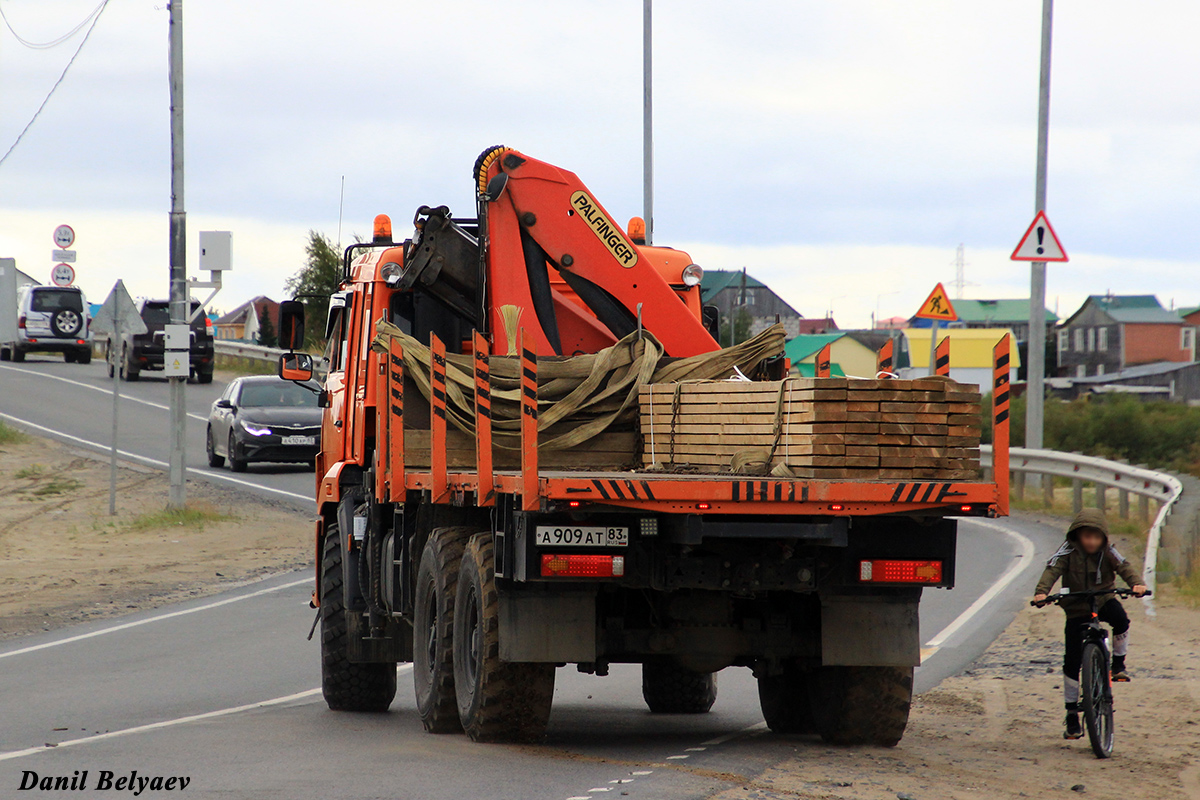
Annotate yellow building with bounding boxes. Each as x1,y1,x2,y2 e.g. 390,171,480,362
901,327,1020,389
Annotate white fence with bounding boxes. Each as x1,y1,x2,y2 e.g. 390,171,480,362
981,445,1181,615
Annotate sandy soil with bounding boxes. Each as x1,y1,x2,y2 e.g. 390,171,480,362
708,595,1200,800
0,432,313,640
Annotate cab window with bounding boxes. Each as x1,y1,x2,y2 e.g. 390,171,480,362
324,307,347,373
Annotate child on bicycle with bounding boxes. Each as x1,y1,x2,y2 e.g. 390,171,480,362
1033,509,1147,740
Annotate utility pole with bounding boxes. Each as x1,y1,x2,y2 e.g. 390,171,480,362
954,244,965,299
642,0,653,245
1026,0,1053,454
168,0,187,508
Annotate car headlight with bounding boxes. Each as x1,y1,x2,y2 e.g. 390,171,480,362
681,264,703,287
242,423,272,437
380,262,403,286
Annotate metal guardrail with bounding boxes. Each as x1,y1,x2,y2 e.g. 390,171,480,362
213,340,286,362
980,445,1182,616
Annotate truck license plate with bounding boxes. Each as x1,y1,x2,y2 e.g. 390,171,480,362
535,526,628,548
281,435,316,446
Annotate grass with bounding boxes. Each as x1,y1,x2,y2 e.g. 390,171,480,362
213,353,277,377
31,477,83,496
14,464,45,480
1174,554,1200,607
0,421,28,446
125,503,234,533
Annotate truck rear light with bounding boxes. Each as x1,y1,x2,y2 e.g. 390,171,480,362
830,504,844,511
859,559,942,584
696,502,711,510
541,554,624,578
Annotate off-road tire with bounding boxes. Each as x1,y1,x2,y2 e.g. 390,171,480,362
11,349,25,363
206,427,225,468
51,309,82,338
77,349,91,365
320,520,397,712
642,662,717,713
196,369,213,384
807,666,912,746
228,431,246,472
413,526,475,733
64,351,77,363
757,663,815,733
454,533,555,742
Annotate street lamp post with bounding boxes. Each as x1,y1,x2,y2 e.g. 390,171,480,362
1026,0,1054,456
168,0,187,508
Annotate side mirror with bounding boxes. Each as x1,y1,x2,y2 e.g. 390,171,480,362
215,398,234,410
280,352,314,383
278,300,306,351
701,305,720,339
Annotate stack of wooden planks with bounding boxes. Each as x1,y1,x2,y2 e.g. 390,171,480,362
638,377,982,479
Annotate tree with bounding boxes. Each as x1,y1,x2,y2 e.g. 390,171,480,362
256,303,277,348
284,231,342,347
719,306,753,347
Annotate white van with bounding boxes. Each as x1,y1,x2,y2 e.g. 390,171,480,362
0,285,92,363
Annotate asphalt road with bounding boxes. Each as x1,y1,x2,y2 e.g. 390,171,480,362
0,355,1066,799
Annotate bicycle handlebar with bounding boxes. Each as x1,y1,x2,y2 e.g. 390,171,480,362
1030,587,1151,608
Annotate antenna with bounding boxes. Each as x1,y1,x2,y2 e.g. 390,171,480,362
952,244,974,299
337,175,345,250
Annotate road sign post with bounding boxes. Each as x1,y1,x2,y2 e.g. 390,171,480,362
91,280,148,515
168,0,188,509
914,283,957,377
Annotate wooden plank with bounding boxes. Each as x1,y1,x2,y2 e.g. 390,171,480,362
948,425,982,437
846,433,909,446
881,423,948,436
879,402,951,414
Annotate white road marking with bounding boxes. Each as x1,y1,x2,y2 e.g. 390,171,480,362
0,666,415,761
700,722,766,747
0,577,311,661
923,518,1038,649
631,771,653,776
0,362,209,421
665,755,689,760
685,746,707,752
0,412,313,503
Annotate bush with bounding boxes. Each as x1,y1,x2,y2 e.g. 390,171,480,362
984,393,1200,477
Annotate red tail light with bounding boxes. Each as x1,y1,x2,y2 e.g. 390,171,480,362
859,559,943,584
541,554,625,578
17,316,25,329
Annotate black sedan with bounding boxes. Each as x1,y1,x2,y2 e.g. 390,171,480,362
206,376,321,472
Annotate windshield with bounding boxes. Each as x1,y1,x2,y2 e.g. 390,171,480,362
238,381,318,408
31,289,83,313
142,301,207,329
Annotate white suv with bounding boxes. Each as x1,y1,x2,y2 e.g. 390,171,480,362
0,285,92,364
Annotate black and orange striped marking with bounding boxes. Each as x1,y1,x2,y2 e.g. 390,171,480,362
520,330,539,511
816,343,832,378
430,333,449,503
935,336,950,377
388,339,405,503
473,330,494,506
877,338,894,376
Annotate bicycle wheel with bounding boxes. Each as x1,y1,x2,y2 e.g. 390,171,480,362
1080,642,1114,758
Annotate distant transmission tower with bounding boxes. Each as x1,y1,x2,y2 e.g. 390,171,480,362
953,244,968,299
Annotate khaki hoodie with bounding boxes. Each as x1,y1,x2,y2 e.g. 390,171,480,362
1035,509,1142,618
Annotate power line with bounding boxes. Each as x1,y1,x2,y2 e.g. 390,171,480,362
0,0,111,169
0,0,107,49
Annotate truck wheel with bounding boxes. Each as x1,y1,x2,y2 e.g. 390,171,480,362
454,532,555,742
12,349,24,363
757,663,814,733
807,666,912,747
0,347,9,361
413,526,475,733
122,347,139,381
642,661,717,713
320,520,397,711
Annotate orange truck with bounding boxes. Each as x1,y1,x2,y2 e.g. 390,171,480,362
277,147,1011,746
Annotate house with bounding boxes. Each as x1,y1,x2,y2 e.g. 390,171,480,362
1050,361,1200,403
700,270,806,339
900,327,1019,391
15,268,39,288
1057,295,1190,379
785,334,858,378
215,295,279,343
907,298,1056,342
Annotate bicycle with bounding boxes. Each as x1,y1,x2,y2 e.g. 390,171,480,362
1031,587,1150,758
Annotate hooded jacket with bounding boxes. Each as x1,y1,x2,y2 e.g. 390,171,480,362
1035,509,1142,618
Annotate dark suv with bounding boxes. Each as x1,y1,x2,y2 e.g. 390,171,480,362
107,299,215,383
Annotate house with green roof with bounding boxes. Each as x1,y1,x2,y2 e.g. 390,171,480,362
1058,294,1192,378
700,269,816,342
908,298,1056,344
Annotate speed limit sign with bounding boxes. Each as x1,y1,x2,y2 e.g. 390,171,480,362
51,263,76,287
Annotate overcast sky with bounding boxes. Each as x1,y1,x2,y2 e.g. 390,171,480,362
2,1,1199,328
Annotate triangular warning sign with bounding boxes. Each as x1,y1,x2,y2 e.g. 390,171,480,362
915,282,957,321
1011,210,1068,262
